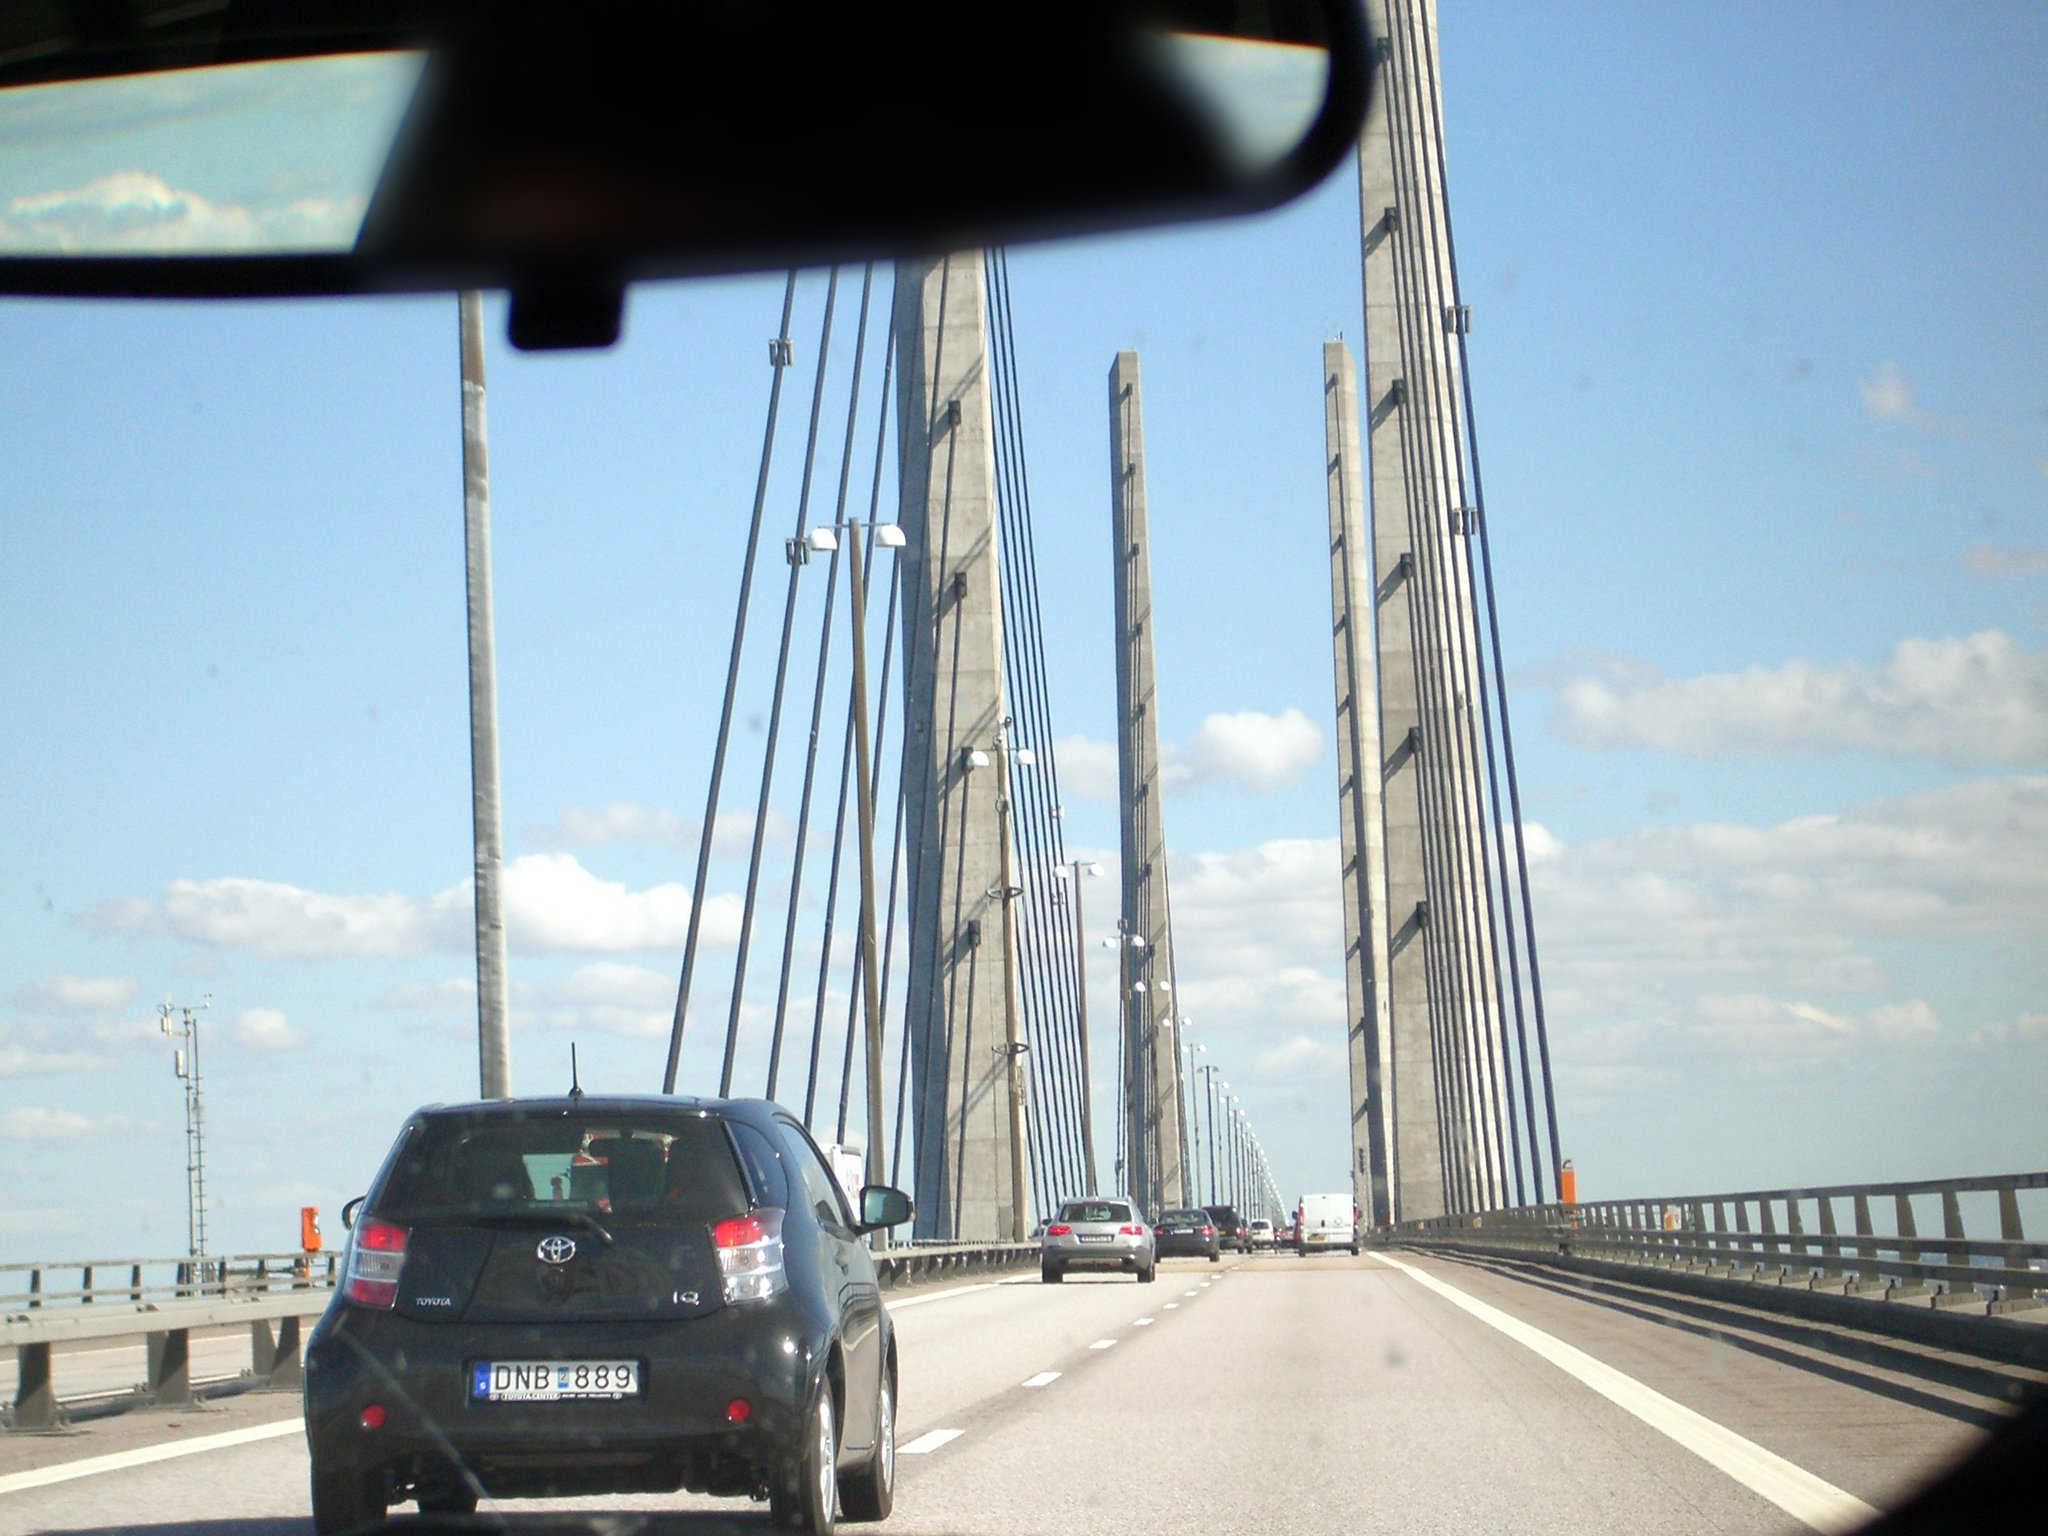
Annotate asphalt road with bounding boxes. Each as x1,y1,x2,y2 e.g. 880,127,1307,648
0,1251,2031,1536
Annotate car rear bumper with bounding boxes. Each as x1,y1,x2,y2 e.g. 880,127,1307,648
1153,1234,1219,1258
305,1297,821,1499
1040,1237,1151,1269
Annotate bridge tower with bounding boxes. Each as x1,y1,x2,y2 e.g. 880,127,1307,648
1334,0,1562,1221
893,253,1031,1242
1106,351,1188,1218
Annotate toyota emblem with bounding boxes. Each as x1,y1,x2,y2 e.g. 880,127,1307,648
536,1235,578,1266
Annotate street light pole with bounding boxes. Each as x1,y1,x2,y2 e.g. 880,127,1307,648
160,1000,209,1269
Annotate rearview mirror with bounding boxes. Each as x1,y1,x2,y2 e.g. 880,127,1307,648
857,1185,913,1234
0,0,1370,347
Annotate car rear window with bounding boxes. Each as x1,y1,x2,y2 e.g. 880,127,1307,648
1160,1209,1205,1223
374,1109,749,1225
1058,1201,1134,1224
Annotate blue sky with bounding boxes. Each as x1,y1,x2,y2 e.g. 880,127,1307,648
3,3,2044,1260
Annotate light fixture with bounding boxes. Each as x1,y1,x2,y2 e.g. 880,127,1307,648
1014,747,1036,767
873,524,908,548
805,525,839,552
964,748,990,769
1131,981,1148,993
1157,982,1171,995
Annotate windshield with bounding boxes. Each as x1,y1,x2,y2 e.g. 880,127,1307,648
2,7,2040,1535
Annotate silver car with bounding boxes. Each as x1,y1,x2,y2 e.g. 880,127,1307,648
1041,1198,1156,1283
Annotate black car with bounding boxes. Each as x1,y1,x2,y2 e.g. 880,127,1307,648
1202,1204,1253,1254
1152,1208,1221,1262
304,1095,911,1536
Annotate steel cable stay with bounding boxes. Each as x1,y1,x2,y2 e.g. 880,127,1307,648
765,263,873,1106
1390,6,1526,1208
1408,3,1561,1197
664,273,799,1094
717,268,844,1096
985,248,1088,1209
1381,22,1514,1209
1387,0,1543,1204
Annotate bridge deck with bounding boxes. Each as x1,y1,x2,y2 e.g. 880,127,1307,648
2,1252,2030,1534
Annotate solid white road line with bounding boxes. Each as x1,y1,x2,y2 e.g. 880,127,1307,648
1089,1339,1118,1350
1021,1372,1061,1388
899,1429,965,1455
885,1281,1008,1311
0,1418,303,1497
1371,1253,1878,1535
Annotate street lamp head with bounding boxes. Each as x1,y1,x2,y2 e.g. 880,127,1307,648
963,748,991,770
872,523,908,548
1013,747,1036,767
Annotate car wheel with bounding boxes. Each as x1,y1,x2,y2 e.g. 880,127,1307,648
838,1368,894,1522
1208,1252,1220,1263
772,1384,836,1535
1041,1262,1063,1283
1137,1262,1157,1283
1350,1244,1361,1256
310,1463,384,1536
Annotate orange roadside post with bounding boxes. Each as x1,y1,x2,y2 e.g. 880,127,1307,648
301,1205,323,1253
1558,1160,1577,1207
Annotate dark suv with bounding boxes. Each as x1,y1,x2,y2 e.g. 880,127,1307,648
304,1095,911,1535
1201,1204,1252,1254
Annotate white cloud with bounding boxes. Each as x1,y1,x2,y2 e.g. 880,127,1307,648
0,1106,112,1139
86,854,743,959
1052,736,1120,802
1055,708,1326,802
1859,360,1916,422
525,803,789,857
1166,709,1325,792
527,963,677,1038
232,1007,308,1051
1254,1033,1346,1078
0,171,363,254
1168,838,1344,980
0,1024,115,1078
375,978,475,1013
1553,631,2048,764
12,974,136,1015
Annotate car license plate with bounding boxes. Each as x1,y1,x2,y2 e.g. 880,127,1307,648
471,1360,641,1402
1080,1234,1113,1243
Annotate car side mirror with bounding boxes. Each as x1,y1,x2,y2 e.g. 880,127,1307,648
856,1185,913,1234
341,1195,366,1232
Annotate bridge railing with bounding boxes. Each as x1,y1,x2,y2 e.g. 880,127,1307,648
1389,1171,2048,1314
0,1252,338,1314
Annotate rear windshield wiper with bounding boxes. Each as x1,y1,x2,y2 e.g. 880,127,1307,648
475,1210,616,1247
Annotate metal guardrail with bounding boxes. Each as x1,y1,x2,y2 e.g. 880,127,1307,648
1,1240,1033,1432
1390,1171,2048,1315
0,1252,337,1311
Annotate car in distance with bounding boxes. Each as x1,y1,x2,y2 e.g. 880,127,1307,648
1202,1204,1253,1254
304,1095,912,1536
1296,1193,1361,1256
1040,1199,1156,1283
1247,1218,1276,1250
1152,1208,1221,1262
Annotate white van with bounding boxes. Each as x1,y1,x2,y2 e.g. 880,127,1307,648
1295,1193,1359,1255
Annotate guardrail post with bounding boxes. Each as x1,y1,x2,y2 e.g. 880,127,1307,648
80,1266,93,1304
1847,1194,1885,1295
1786,1196,1811,1285
1815,1197,1846,1291
1991,1185,2038,1313
1933,1191,1980,1310
26,1269,40,1309
250,1317,304,1387
130,1264,142,1304
1708,1200,1729,1274
1757,1198,1781,1281
11,1343,56,1430
1890,1192,1929,1300
147,1329,191,1404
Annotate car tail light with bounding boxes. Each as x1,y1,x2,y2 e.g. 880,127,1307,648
343,1218,408,1309
711,1208,787,1303
1119,1225,1145,1235
1046,1223,1071,1236
1202,1225,1214,1236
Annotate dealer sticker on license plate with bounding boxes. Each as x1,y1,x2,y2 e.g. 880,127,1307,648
472,1360,641,1402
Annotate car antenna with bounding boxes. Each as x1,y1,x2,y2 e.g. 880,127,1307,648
569,1042,583,1101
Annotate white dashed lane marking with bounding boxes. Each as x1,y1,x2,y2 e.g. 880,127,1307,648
1089,1339,1118,1350
1134,1317,1154,1326
1022,1372,1061,1388
899,1429,965,1455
